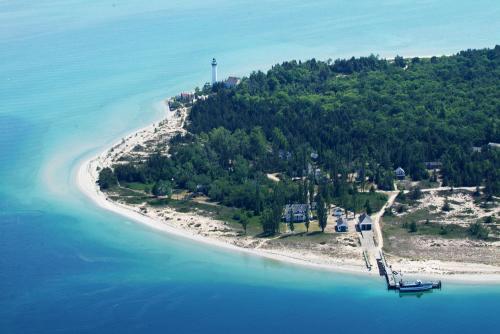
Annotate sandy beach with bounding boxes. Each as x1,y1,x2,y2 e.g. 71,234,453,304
76,99,500,284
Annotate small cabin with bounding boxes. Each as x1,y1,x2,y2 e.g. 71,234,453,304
283,204,310,223
336,217,348,232
395,167,406,180
358,213,373,231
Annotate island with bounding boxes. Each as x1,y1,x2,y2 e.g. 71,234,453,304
80,46,500,284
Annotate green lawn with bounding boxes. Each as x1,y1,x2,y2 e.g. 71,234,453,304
331,192,388,213
122,182,154,192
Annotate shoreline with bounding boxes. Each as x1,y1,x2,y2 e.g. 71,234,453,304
76,98,500,285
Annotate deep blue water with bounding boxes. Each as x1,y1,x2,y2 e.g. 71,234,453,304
1,1,499,333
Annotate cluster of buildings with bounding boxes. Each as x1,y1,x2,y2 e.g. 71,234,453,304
171,58,241,108
211,58,241,88
281,203,373,233
394,161,444,180
472,142,500,153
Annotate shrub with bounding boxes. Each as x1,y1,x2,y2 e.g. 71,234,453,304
152,180,172,197
409,187,423,200
397,190,406,202
484,216,494,224
442,199,452,212
397,205,407,213
468,222,489,240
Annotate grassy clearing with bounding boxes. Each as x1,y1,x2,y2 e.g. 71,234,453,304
331,192,388,213
106,186,151,204
382,207,498,242
108,195,150,205
143,198,264,235
122,182,154,192
105,185,264,233
416,179,440,189
382,208,470,239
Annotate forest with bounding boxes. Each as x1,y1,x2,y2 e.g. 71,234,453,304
100,46,500,232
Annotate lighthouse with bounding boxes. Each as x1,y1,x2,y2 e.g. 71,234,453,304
211,58,218,85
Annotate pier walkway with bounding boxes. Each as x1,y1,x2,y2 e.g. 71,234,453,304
358,191,441,292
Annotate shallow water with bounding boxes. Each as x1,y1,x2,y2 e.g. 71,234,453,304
1,1,500,333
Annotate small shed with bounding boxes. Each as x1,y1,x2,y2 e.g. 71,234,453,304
395,167,406,180
336,217,348,232
358,213,373,231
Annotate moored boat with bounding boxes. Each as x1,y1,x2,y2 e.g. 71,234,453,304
398,280,434,292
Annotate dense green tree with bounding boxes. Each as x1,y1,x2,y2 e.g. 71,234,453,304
240,216,249,234
152,180,172,197
394,55,406,68
288,221,295,233
97,167,117,190
409,187,423,201
304,217,310,233
468,222,489,240
260,208,278,235
365,200,373,215
317,195,328,232
442,199,452,212
109,46,500,219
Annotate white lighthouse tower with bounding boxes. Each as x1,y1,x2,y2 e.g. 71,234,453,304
211,58,218,85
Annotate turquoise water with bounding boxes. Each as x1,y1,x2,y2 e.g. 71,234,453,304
1,1,499,333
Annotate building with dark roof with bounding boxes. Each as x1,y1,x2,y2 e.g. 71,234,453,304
225,76,241,88
358,213,373,231
395,167,406,180
336,217,348,232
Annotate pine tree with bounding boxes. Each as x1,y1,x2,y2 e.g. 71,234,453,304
365,200,373,215
317,195,328,232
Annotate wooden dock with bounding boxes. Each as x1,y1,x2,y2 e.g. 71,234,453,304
376,250,441,291
376,251,399,289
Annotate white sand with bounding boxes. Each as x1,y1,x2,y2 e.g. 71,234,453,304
77,152,370,277
76,99,500,284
